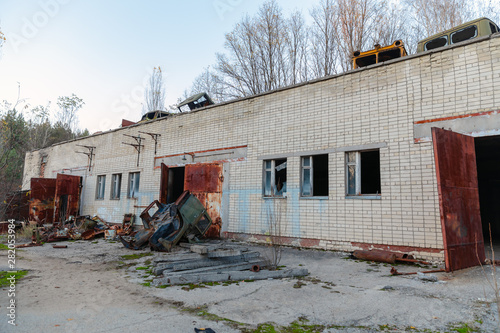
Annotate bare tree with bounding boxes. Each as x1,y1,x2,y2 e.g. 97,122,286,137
0,28,5,50
190,66,227,103
216,0,303,99
371,2,409,47
286,11,311,84
475,0,500,23
404,0,473,45
143,66,166,114
27,104,53,150
55,94,84,136
310,0,339,77
335,0,387,71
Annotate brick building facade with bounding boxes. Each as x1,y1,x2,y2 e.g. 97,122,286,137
22,34,500,267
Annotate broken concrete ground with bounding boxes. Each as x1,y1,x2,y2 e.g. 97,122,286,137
2,240,499,332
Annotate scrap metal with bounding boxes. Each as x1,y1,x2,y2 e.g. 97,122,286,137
119,191,212,252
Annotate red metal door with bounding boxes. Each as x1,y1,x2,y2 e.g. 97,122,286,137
30,178,57,224
432,127,485,271
159,163,169,203
53,174,82,223
184,163,223,238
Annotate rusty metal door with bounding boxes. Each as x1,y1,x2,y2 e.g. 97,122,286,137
184,163,223,238
432,127,485,271
159,163,169,204
30,178,57,224
53,174,82,223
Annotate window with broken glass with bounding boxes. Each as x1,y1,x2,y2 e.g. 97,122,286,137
128,172,140,198
111,173,122,199
96,175,106,200
301,154,329,197
345,150,381,199
263,159,287,197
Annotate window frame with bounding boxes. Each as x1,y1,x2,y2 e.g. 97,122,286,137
128,172,140,198
262,159,287,198
300,154,329,199
450,25,478,44
110,173,122,200
96,175,106,200
345,150,381,200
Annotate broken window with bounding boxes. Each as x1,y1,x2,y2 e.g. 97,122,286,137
425,36,448,51
490,23,498,33
128,172,140,198
263,159,287,197
451,25,477,44
111,174,122,199
96,175,106,200
301,154,329,197
345,150,381,198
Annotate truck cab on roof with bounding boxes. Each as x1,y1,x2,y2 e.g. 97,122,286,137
417,17,500,53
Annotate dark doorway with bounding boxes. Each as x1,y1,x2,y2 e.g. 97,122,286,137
166,167,185,204
475,135,500,243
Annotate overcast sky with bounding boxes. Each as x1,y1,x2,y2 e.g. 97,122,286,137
0,0,317,133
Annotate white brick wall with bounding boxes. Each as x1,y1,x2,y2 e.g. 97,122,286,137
22,35,500,259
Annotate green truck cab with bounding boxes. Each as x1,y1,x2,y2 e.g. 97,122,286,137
417,17,499,53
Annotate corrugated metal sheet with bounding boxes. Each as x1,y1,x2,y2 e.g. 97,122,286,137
432,127,485,271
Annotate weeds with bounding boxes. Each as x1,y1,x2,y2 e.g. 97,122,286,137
0,270,28,287
264,199,286,270
15,224,37,242
121,252,153,260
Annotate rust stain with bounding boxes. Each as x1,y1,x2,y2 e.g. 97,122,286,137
414,110,499,125
155,145,247,161
153,157,245,170
184,164,223,238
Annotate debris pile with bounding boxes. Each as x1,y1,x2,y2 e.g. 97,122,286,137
120,191,212,252
151,242,308,286
15,214,133,248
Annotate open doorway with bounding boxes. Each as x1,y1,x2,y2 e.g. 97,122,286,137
166,167,185,204
475,135,500,252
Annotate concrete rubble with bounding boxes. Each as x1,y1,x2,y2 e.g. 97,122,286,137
150,242,308,286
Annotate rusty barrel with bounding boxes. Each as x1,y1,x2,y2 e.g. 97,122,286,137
353,250,396,264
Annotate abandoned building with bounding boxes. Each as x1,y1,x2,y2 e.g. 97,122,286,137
21,32,500,272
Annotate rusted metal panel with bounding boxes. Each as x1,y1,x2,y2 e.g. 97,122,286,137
159,163,169,204
53,174,81,224
184,164,222,193
30,178,57,224
432,127,485,271
185,164,223,238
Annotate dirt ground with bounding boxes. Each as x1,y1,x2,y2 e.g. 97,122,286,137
0,238,499,333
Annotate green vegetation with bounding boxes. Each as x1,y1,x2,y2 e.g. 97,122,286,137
121,252,153,260
0,243,9,250
0,270,28,287
156,285,168,289
448,322,479,333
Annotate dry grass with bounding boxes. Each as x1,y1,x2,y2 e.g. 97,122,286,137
15,223,37,242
